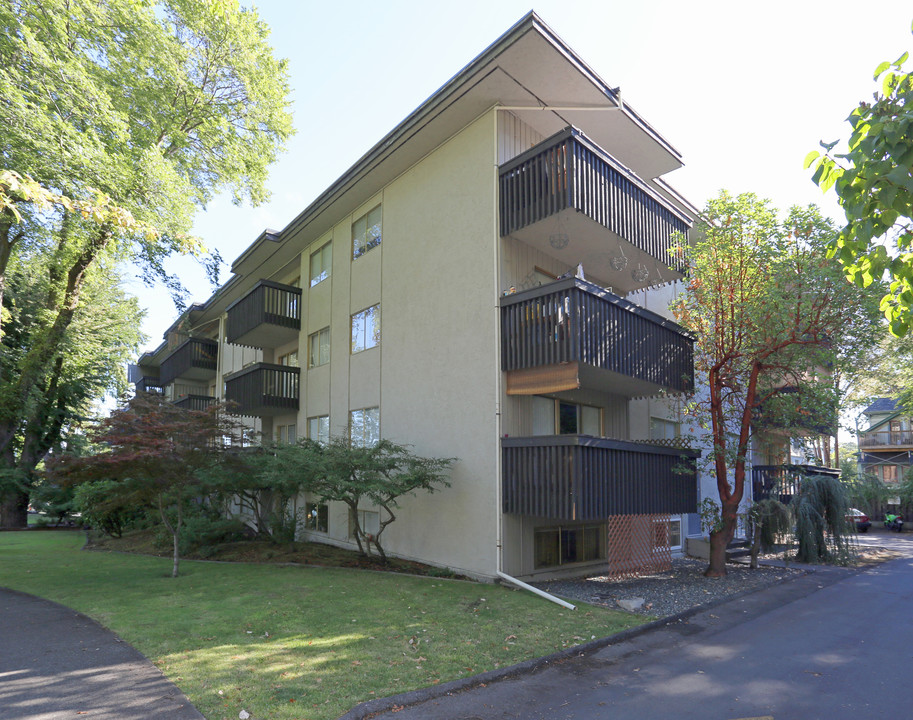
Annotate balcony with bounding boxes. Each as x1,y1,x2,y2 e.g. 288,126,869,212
226,280,302,349
502,435,699,520
134,376,164,394
752,464,840,504
173,394,217,412
859,430,913,450
224,363,299,417
499,127,691,294
159,337,218,385
501,278,693,396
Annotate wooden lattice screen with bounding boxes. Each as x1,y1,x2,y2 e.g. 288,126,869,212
605,514,672,579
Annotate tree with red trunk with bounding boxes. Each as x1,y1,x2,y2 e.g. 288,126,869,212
51,393,243,577
674,193,881,577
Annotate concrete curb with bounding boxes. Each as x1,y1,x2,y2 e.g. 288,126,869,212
338,562,854,720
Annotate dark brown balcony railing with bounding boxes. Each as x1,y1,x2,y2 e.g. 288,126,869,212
173,394,216,412
501,278,693,393
226,280,302,349
134,376,164,394
859,430,913,449
224,363,299,417
752,464,840,504
502,435,699,520
499,127,691,271
159,338,218,385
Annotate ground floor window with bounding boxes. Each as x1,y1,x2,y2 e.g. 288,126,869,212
275,423,296,444
534,524,605,569
304,502,328,533
352,509,380,538
669,517,682,550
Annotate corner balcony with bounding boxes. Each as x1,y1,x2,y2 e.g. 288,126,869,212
501,278,693,397
159,338,218,386
134,376,164,394
224,362,299,417
173,394,217,412
502,435,699,520
499,127,692,294
226,280,302,349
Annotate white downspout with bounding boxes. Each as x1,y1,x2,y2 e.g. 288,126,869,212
496,571,576,611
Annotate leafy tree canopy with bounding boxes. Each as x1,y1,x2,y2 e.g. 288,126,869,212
0,0,293,526
674,192,882,576
807,28,913,335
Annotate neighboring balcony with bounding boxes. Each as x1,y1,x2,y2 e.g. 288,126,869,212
499,127,692,294
226,280,301,349
502,435,699,520
159,338,218,385
859,430,913,450
173,394,217,412
752,464,840,504
134,376,164,395
501,278,693,397
224,363,299,417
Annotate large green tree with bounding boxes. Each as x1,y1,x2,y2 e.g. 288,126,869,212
674,193,881,577
0,0,293,526
806,34,913,336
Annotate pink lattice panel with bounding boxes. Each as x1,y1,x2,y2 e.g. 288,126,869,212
605,514,672,579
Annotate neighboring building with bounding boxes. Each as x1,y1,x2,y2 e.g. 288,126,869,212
858,398,913,486
131,12,701,581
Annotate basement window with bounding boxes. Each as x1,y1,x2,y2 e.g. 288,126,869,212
534,524,605,569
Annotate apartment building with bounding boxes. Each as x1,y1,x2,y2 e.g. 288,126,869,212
131,12,700,580
858,398,913,486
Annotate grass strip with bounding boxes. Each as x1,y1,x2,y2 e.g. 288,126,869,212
0,531,644,720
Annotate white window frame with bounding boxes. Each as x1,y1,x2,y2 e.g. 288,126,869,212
309,241,332,287
308,327,330,368
352,205,382,259
350,407,379,447
351,304,380,353
308,415,329,445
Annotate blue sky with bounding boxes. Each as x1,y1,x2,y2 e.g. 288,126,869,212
130,0,913,343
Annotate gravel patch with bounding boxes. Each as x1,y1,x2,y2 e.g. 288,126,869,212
534,557,802,618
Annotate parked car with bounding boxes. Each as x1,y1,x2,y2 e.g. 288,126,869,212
846,508,871,533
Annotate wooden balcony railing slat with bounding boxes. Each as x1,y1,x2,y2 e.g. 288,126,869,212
501,279,693,393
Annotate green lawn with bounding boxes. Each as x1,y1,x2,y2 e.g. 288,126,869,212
0,531,644,720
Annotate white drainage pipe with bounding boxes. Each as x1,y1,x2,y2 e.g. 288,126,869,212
496,571,576,610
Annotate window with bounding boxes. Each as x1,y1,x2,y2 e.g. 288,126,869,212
304,502,328,533
309,241,332,287
308,415,329,445
650,417,681,441
352,509,380,538
534,524,605,569
278,350,299,367
275,423,297,444
352,205,382,259
532,397,601,436
351,304,380,353
350,407,379,447
308,327,330,368
669,518,682,550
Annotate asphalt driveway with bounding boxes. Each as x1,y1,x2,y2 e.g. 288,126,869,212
0,588,203,720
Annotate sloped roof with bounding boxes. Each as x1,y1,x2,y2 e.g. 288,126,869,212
864,398,898,415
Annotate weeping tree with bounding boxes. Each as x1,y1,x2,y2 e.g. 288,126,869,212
746,498,791,569
792,474,856,565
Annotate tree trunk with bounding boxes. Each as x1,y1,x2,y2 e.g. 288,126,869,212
705,499,739,577
0,489,28,529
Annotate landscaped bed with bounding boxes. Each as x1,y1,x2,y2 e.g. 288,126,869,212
0,531,644,720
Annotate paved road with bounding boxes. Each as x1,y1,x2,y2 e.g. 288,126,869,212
364,532,913,720
0,588,203,720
